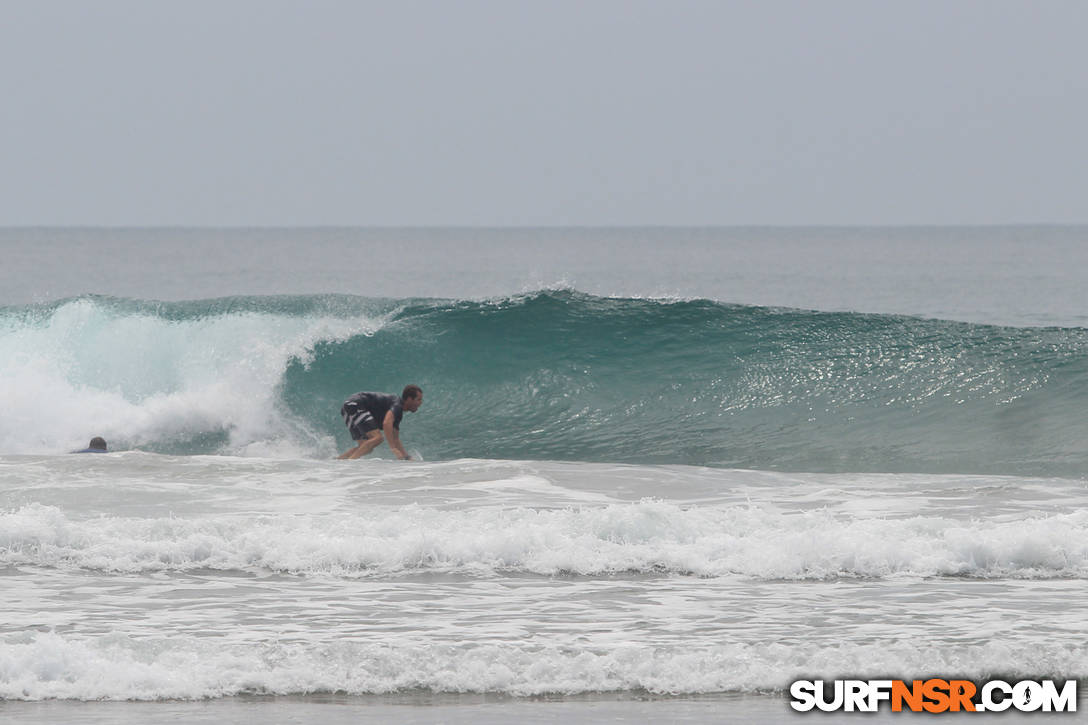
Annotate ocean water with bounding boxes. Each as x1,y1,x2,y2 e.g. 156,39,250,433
1,227,1086,723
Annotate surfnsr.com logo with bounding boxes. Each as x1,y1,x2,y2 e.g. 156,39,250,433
790,679,1078,713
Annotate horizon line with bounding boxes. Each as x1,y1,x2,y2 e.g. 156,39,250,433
2,222,1086,231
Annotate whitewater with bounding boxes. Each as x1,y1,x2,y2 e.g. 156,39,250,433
2,227,1087,723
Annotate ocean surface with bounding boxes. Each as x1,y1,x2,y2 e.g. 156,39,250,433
1,227,1086,723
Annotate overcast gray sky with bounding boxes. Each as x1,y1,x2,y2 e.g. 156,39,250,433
1,0,1085,226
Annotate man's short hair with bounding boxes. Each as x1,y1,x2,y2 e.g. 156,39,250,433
88,437,107,451
402,384,422,401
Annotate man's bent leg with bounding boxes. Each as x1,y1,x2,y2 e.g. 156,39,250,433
347,430,384,459
340,430,383,460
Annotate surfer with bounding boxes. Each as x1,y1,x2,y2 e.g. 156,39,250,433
337,385,423,460
73,437,108,453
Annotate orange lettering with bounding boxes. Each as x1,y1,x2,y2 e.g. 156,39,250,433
892,680,924,712
922,679,951,713
948,680,977,712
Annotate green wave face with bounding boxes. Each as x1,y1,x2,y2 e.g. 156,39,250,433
282,290,1088,475
4,290,1087,474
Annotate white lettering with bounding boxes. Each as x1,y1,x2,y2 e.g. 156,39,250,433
1040,679,1077,712
981,680,1012,712
789,680,816,712
815,680,844,712
791,677,1076,713
844,680,869,712
1013,680,1043,712
867,680,893,711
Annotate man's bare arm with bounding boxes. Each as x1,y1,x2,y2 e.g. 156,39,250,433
383,411,411,460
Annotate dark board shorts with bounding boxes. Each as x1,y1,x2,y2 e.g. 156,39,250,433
341,401,381,440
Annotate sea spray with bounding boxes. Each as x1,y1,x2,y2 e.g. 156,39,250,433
3,629,1086,701
4,502,1086,580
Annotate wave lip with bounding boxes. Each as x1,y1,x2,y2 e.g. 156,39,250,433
4,503,1087,581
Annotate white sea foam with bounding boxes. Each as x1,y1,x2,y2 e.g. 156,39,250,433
3,502,1086,580
0,298,381,455
1,630,1084,701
